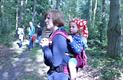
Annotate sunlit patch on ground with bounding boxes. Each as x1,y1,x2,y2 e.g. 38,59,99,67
119,70,123,80
0,39,48,80
36,49,44,62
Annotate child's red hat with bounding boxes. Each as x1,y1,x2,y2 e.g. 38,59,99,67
71,18,88,38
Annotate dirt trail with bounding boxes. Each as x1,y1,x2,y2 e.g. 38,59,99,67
0,40,100,80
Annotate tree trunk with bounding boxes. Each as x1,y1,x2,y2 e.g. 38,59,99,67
56,0,60,10
32,0,36,23
99,0,106,43
18,0,22,27
16,1,19,30
50,0,56,9
88,0,93,33
107,0,121,57
1,0,6,34
121,26,123,53
0,0,3,35
92,0,97,28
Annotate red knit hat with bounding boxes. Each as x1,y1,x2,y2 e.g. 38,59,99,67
71,18,88,38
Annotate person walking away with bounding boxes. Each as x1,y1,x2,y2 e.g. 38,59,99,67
28,21,35,50
17,27,24,48
35,23,42,44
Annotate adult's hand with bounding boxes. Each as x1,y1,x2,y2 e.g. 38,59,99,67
67,35,73,42
40,38,49,47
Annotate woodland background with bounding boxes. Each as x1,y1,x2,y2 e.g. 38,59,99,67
0,0,123,80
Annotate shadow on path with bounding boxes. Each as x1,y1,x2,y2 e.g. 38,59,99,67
0,41,48,80
0,40,102,80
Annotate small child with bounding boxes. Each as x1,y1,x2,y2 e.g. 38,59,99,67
17,27,24,48
67,18,88,80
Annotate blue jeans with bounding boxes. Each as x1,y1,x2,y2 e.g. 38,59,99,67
48,72,69,80
37,35,42,43
28,36,33,49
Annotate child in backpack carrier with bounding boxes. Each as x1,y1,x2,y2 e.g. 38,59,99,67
67,18,88,80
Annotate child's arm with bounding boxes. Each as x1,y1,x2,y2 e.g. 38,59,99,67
67,36,84,54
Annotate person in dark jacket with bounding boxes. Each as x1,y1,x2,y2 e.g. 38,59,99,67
35,24,42,44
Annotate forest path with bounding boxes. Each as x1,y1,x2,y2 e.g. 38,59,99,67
0,40,100,80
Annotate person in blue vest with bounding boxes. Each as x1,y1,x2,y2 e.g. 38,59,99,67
40,9,70,80
28,21,35,50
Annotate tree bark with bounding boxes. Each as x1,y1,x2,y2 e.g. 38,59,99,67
107,0,121,57
1,0,5,34
99,0,106,43
88,0,92,22
32,0,36,23
92,0,97,28
16,1,19,30
0,0,3,35
56,0,60,10
88,0,93,32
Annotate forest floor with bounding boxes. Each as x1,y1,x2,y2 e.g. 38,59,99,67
0,39,119,80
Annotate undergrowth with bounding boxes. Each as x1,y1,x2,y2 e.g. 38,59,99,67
87,47,123,80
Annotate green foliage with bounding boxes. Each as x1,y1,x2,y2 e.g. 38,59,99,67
0,34,15,47
87,47,106,68
60,0,81,24
0,0,16,46
29,46,42,60
0,0,51,45
122,0,123,13
79,0,90,19
88,47,123,80
64,25,70,33
22,0,50,27
0,0,122,79
101,68,121,80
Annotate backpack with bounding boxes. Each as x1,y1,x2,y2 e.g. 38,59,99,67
31,34,37,42
49,30,87,68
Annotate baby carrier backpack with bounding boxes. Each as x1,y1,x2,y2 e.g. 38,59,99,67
50,30,87,68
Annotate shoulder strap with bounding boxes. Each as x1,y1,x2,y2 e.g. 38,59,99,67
50,30,68,41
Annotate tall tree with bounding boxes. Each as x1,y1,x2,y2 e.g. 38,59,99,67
0,0,3,35
99,0,106,43
32,0,36,22
56,0,61,10
107,0,121,57
1,0,5,34
92,0,97,28
121,0,123,53
16,0,19,30
89,0,92,25
18,0,26,28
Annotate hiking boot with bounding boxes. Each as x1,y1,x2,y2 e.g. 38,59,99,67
17,43,22,48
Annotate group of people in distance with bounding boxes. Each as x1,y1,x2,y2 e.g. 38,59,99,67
40,9,88,80
16,21,42,49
